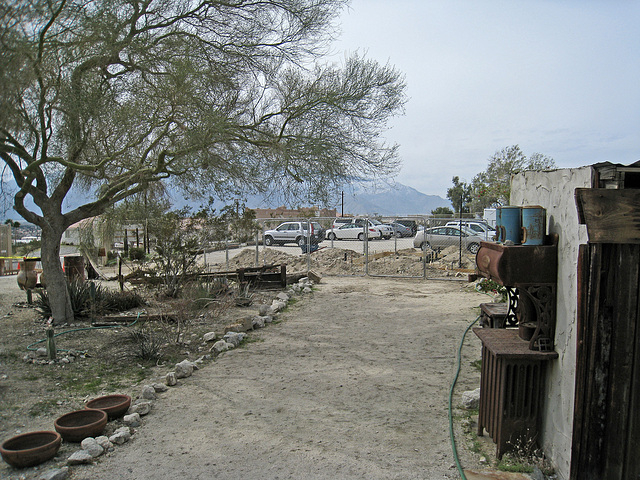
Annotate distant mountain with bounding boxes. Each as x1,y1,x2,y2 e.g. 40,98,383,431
215,182,451,216
2,180,450,221
340,183,451,216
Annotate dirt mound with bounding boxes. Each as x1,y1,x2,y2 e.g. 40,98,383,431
222,247,476,278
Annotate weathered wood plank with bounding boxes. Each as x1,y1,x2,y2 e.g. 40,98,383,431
575,188,640,243
602,244,639,477
570,244,590,480
624,246,640,478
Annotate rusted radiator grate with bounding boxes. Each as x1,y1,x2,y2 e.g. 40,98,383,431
475,328,556,458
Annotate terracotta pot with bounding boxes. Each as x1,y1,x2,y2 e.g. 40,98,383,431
0,431,61,468
16,260,38,290
54,409,107,442
86,394,132,420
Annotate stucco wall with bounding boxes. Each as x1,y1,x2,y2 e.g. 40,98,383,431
510,167,591,480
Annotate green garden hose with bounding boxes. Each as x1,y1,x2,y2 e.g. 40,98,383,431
448,314,481,480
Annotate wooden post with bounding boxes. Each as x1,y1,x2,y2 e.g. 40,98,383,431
118,254,123,292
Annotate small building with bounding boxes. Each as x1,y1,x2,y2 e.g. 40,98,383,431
495,161,640,479
253,205,337,219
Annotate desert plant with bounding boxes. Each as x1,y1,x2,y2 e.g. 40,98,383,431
125,328,163,361
35,281,146,319
149,210,206,298
35,280,93,318
100,289,146,313
497,432,555,475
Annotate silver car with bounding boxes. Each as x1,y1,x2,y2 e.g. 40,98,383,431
413,226,483,254
445,221,497,241
263,221,325,246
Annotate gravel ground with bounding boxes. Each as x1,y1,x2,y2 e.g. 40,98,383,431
65,275,488,480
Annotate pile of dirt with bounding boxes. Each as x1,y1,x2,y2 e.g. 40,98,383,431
219,246,477,278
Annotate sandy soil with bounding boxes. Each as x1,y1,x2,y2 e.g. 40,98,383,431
58,275,488,480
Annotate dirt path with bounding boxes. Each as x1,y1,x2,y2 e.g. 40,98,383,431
69,276,486,480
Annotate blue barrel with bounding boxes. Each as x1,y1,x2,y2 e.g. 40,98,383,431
500,206,522,244
521,206,546,245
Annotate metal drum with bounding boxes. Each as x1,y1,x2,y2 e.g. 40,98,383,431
499,206,522,244
521,206,546,246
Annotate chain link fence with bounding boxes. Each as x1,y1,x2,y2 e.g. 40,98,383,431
196,215,491,280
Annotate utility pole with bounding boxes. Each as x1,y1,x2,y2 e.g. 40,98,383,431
459,198,463,268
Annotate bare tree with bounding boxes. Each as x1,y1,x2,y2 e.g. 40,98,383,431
0,0,406,323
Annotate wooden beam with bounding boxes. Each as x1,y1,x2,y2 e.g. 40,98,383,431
575,188,640,243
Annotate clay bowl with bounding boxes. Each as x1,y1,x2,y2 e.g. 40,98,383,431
0,431,62,468
54,408,108,442
86,394,132,420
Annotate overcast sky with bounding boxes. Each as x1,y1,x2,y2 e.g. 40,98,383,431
331,0,640,198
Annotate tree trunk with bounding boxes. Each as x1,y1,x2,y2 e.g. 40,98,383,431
40,227,74,325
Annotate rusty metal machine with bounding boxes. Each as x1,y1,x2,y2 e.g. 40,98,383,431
473,233,559,458
475,233,558,351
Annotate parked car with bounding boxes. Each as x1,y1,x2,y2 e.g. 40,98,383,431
332,217,353,229
263,221,325,246
351,218,391,239
395,219,418,236
413,226,484,254
445,221,496,241
384,222,412,237
326,223,380,241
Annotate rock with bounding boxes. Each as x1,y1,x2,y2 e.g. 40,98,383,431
152,383,168,393
224,323,243,333
531,466,546,480
109,427,131,445
303,286,312,294
270,299,287,313
258,304,271,316
194,356,206,367
94,436,113,452
276,292,290,302
67,450,93,465
261,315,273,324
80,438,104,458
129,400,152,416
223,332,245,347
165,371,177,386
36,347,47,357
39,467,69,480
252,316,265,329
224,316,254,333
175,360,195,379
203,331,217,342
307,270,322,283
141,384,157,400
462,388,481,409
123,412,142,427
211,340,229,354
